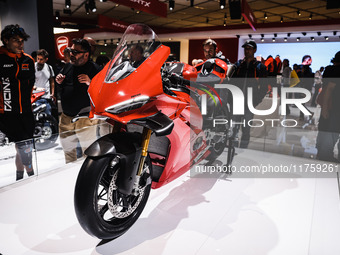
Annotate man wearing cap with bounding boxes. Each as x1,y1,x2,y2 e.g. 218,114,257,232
0,24,35,180
316,51,340,162
56,38,101,163
230,39,268,148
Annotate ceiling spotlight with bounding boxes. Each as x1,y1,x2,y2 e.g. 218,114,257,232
104,40,107,46
89,0,96,12
220,0,226,9
264,13,268,19
284,37,287,42
85,3,90,14
297,37,300,41
99,0,107,2
261,37,264,42
274,33,277,37
297,10,301,16
206,17,209,23
223,20,226,26
190,0,194,7
311,37,315,41
325,36,329,40
261,34,264,38
55,11,60,20
248,34,252,39
302,32,307,36
242,17,245,23
333,31,337,36
65,0,71,9
317,32,321,36
236,35,240,38
224,13,227,19
272,38,275,42
169,0,175,11
280,17,283,23
287,33,291,37
309,13,313,20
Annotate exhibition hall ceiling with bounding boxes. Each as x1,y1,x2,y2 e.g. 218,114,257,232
53,0,340,30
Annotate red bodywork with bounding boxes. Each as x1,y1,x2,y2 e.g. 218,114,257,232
88,45,206,189
31,91,45,104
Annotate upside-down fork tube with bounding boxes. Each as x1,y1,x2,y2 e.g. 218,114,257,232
137,128,152,176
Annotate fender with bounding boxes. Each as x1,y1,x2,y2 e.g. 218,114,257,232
84,132,143,195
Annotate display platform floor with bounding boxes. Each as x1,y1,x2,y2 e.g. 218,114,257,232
0,149,339,255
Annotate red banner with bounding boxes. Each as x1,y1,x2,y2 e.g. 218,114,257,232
98,15,129,32
110,0,167,18
242,0,257,31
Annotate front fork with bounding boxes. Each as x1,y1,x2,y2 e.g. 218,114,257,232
137,127,152,176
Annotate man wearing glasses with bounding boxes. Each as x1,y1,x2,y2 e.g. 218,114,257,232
0,24,35,180
56,38,101,163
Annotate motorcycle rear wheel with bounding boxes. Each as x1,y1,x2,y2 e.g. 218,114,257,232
74,154,152,240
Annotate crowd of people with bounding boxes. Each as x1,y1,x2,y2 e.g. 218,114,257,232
0,23,339,182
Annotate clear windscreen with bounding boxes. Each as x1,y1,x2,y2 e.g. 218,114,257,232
105,24,162,83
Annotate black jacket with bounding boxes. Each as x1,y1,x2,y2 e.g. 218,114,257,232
58,61,101,117
232,58,268,107
0,46,35,114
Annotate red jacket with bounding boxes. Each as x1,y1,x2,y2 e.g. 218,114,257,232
0,46,35,114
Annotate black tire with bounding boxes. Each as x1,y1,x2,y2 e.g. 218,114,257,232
34,115,59,150
74,154,152,239
206,104,231,160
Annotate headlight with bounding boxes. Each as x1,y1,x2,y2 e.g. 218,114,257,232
105,95,149,114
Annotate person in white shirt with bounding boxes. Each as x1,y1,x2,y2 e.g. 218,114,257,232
34,49,55,115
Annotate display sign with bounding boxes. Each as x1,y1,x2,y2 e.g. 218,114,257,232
56,36,69,58
109,0,167,18
97,14,129,32
241,0,257,31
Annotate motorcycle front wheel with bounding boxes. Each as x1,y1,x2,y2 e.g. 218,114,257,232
34,115,59,150
74,154,152,240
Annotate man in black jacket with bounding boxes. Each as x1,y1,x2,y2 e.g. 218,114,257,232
0,24,35,180
231,40,268,148
56,38,101,163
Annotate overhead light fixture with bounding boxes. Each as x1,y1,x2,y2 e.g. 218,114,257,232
169,0,175,11
284,37,287,42
55,11,60,20
242,17,245,23
190,0,194,7
264,13,268,19
104,40,107,46
274,33,277,37
280,17,283,23
99,0,107,2
272,38,275,42
309,13,313,20
297,10,301,16
223,20,226,26
333,31,337,36
311,37,315,41
220,0,226,9
302,32,307,36
261,38,264,42
317,32,321,36
85,3,90,14
206,17,209,23
325,36,329,40
248,34,252,39
236,35,240,38
297,37,300,41
65,0,71,9
89,0,96,12
287,33,291,37
224,13,227,19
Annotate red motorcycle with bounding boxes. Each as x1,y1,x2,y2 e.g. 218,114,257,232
74,24,233,240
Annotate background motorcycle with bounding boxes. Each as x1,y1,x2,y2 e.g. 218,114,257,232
74,24,233,240
0,91,59,150
31,91,59,150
